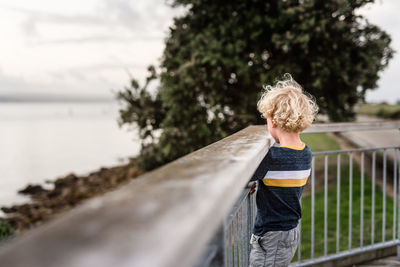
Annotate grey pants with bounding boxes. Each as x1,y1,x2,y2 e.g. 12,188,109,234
249,225,300,267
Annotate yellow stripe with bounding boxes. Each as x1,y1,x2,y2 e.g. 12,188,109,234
280,143,305,150
263,177,308,187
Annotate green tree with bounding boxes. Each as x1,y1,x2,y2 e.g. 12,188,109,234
116,0,394,171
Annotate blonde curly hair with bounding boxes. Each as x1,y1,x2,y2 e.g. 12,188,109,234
257,73,319,132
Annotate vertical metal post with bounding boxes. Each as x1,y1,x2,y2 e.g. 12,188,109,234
383,149,387,242
245,193,251,267
221,225,227,267
225,222,230,267
247,191,252,263
397,149,400,260
228,221,232,267
311,157,315,259
233,215,237,267
394,149,398,241
360,152,365,247
236,212,239,267
252,193,256,225
224,222,228,267
324,155,328,256
239,207,243,267
349,152,353,250
244,204,248,267
337,153,341,253
372,151,376,245
298,196,302,263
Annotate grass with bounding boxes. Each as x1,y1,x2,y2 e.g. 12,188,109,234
357,103,400,119
301,132,342,152
292,133,396,261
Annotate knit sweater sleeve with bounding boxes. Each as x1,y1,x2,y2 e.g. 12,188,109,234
249,150,270,182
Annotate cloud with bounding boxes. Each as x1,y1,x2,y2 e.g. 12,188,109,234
3,5,104,39
3,0,185,45
100,0,141,30
74,62,147,71
32,34,163,45
358,0,400,103
47,62,147,82
98,0,186,33
0,69,33,93
68,71,87,82
6,5,104,25
20,15,38,37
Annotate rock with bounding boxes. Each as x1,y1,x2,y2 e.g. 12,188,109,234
1,207,17,214
4,214,30,233
18,184,49,196
53,174,79,189
46,190,61,199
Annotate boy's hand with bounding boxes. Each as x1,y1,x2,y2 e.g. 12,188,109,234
250,181,257,195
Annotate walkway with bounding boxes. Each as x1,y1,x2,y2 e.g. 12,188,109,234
340,116,400,161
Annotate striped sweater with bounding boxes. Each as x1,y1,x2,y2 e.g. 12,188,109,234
250,142,312,235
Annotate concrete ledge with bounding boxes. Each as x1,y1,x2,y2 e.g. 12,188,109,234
291,242,399,267
311,245,396,267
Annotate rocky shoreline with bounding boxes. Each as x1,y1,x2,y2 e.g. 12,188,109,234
0,157,144,235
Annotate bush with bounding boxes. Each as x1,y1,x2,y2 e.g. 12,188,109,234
0,220,15,243
389,110,400,119
376,107,387,118
375,107,400,119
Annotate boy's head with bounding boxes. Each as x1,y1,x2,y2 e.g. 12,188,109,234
257,74,318,133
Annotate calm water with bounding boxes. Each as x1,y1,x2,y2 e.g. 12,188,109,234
0,101,140,213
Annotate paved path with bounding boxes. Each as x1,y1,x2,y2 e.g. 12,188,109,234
340,116,400,148
340,116,400,163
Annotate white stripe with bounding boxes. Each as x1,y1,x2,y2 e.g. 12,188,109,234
264,169,311,179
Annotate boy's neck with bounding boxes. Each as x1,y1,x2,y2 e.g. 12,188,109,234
275,130,303,147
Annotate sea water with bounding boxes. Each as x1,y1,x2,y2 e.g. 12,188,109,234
0,101,140,213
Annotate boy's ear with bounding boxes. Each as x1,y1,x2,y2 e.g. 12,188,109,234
271,119,277,128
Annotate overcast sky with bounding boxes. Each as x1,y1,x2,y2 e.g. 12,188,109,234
0,0,398,103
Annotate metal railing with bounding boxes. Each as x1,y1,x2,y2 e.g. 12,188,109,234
293,146,400,266
224,186,256,267
0,121,399,267
195,175,258,267
199,121,400,267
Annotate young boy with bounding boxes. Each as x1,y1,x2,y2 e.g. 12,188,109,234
248,74,318,267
